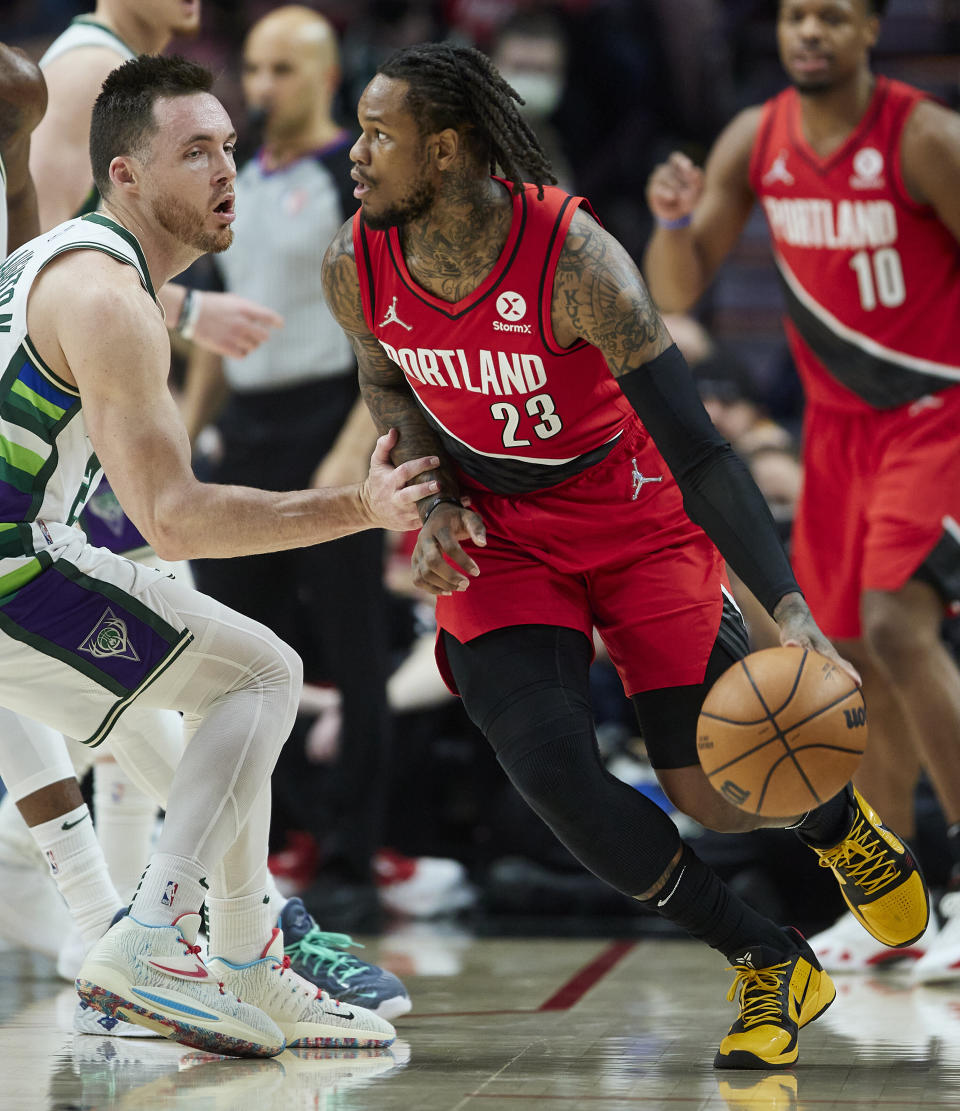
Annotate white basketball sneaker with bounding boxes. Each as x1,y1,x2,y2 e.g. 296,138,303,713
207,929,396,1049
76,912,284,1057
911,892,960,983
806,908,931,973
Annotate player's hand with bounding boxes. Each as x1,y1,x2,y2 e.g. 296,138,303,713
191,291,285,358
646,152,704,225
412,501,487,596
774,592,862,686
359,429,440,532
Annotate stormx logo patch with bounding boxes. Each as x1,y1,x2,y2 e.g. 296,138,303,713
161,881,179,907
78,608,140,661
493,291,532,334
850,147,884,190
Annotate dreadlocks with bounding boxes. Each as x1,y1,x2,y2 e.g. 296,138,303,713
377,42,557,199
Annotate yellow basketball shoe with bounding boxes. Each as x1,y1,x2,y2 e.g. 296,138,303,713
715,928,835,1070
810,788,928,948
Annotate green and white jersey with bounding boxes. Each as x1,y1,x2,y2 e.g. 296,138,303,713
39,18,137,220
0,151,7,257
0,213,155,597
39,16,136,68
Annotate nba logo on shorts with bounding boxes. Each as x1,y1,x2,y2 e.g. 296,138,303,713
161,880,179,907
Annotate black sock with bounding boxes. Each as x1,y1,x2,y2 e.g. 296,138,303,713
639,844,797,962
795,783,855,848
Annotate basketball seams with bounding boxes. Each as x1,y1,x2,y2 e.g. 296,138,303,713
742,649,816,812
696,646,867,818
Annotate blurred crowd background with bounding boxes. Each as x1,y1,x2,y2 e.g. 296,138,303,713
4,0,960,945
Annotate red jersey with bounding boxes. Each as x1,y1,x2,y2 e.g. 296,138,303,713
749,76,960,412
353,181,634,493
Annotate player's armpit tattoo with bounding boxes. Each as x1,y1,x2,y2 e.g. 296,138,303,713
554,212,671,377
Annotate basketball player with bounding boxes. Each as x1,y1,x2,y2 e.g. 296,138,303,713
321,41,928,1069
643,0,960,981
0,53,436,1053
0,0,279,1010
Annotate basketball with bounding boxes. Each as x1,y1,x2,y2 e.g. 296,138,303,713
696,646,867,819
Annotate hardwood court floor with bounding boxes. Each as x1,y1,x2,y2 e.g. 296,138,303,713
2,924,960,1110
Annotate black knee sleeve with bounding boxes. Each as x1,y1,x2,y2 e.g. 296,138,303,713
443,626,683,896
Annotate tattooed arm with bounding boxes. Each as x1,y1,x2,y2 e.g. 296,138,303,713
549,209,850,672
322,218,487,594
322,219,451,498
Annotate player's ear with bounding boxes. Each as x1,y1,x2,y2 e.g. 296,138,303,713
108,155,138,192
432,128,459,171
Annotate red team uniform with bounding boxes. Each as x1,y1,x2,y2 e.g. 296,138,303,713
353,182,728,698
750,76,960,638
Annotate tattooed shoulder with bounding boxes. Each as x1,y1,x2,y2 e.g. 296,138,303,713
552,206,670,376
321,217,365,333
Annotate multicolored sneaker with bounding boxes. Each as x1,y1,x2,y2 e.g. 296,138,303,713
75,912,284,1057
280,898,411,1020
207,929,396,1049
807,788,929,948
715,928,836,1069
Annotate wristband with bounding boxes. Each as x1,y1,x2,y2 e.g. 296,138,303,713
420,495,462,525
176,288,202,340
656,213,693,230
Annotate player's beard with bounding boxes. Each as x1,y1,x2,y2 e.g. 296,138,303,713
151,191,233,254
361,174,437,231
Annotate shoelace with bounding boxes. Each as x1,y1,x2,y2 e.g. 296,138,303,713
726,962,790,1028
179,935,227,995
817,818,900,896
271,952,325,1002
285,927,366,983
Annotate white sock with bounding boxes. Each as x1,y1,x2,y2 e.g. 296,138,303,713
94,760,159,904
130,852,207,927
30,805,122,947
0,791,44,867
207,891,275,964
263,872,288,923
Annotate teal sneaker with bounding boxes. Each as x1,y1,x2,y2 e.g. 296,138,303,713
280,898,411,1020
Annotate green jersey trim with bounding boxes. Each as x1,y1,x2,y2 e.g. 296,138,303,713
80,215,156,301
70,17,138,58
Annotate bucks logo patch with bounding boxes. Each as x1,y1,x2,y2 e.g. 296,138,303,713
78,607,140,661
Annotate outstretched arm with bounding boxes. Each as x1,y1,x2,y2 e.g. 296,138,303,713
642,107,760,312
29,251,437,559
553,209,855,676
322,218,487,593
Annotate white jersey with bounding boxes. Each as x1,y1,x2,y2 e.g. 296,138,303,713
0,213,155,597
39,17,136,69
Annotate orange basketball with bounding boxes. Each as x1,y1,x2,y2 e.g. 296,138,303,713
696,646,867,819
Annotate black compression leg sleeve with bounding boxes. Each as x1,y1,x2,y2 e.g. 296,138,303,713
444,625,684,896
444,624,799,959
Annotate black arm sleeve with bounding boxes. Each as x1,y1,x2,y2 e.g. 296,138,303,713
617,344,799,615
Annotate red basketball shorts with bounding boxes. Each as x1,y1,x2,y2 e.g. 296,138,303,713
434,422,728,696
792,387,960,640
